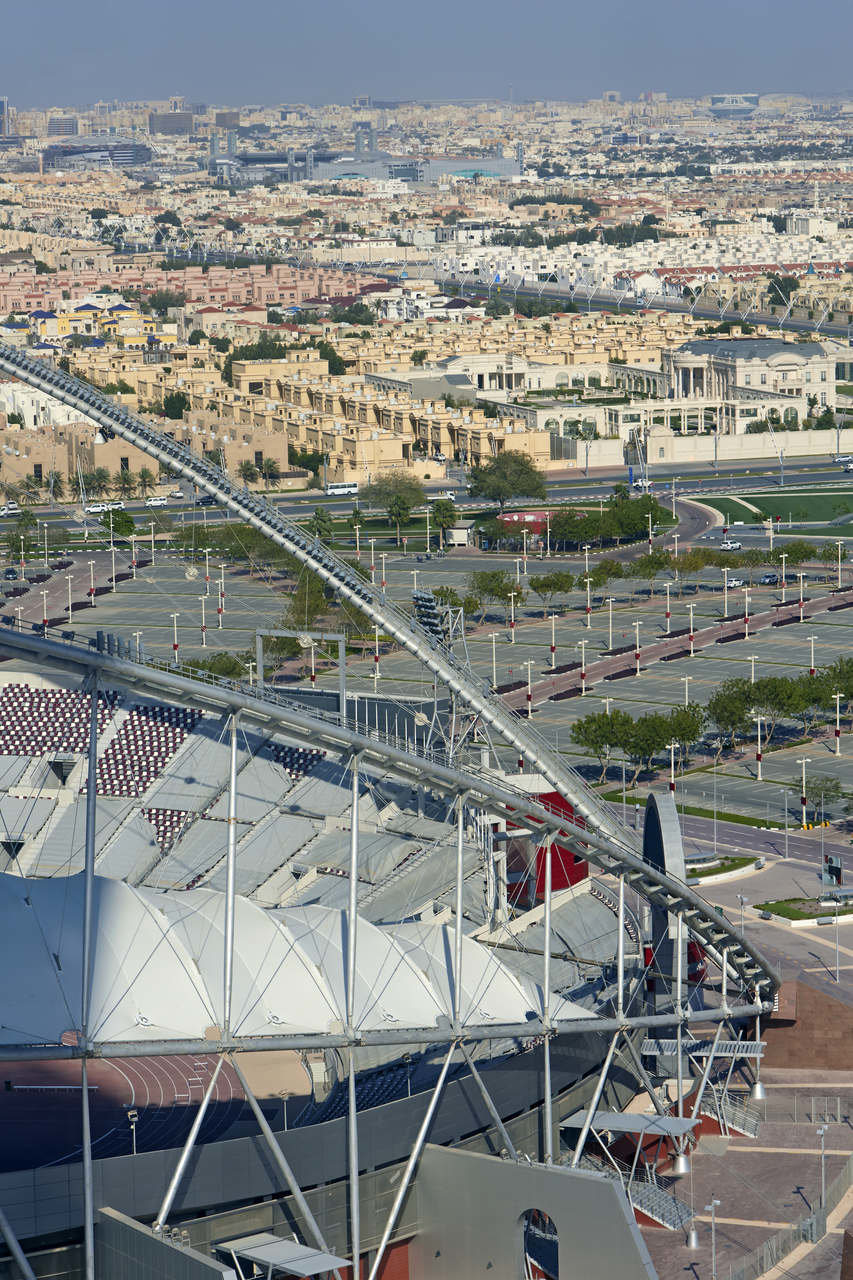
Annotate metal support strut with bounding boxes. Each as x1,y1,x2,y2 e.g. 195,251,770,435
81,678,99,1280
154,1056,224,1231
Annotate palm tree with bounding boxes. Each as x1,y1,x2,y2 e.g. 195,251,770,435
19,475,41,504
237,460,259,487
260,457,282,488
89,467,111,498
137,467,156,497
114,470,137,500
46,471,65,502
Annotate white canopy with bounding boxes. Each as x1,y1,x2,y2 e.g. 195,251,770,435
0,874,595,1048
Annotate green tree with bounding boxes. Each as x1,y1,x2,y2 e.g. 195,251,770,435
666,704,706,767
163,391,189,420
187,329,206,345
571,709,634,782
99,510,135,539
113,470,137,500
137,467,156,497
412,349,428,366
45,470,64,501
260,458,282,488
306,507,333,541
468,569,518,622
528,570,574,613
468,451,547,510
148,289,186,316
799,773,841,822
237,460,260,486
431,498,457,548
707,678,753,752
364,474,425,545
624,713,672,786
285,570,326,629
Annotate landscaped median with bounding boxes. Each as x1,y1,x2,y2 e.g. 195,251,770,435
753,897,853,928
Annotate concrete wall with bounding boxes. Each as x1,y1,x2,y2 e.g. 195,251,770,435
647,425,853,466
96,1209,235,1280
412,1145,657,1280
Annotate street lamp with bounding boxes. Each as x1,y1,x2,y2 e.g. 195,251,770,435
583,543,591,578
797,756,812,828
489,632,498,689
834,691,843,755
664,581,671,634
41,588,48,636
780,551,787,604
808,634,817,677
797,571,806,620
681,675,692,706
66,573,73,623
380,552,387,592
705,1199,720,1280
198,596,207,648
127,1108,138,1157
632,620,642,676
373,625,381,692
749,653,758,684
668,740,677,793
524,658,535,718
18,535,24,575
148,521,155,567
721,566,729,617
545,510,551,558
170,613,180,666
752,714,764,782
509,590,517,643
369,538,376,584
584,574,592,629
578,638,588,696
817,1126,827,1208
743,586,750,638
88,559,95,608
515,557,522,585
687,601,695,656
218,565,226,627
736,893,748,934
204,547,211,596
673,531,679,560
837,539,845,590
550,614,557,669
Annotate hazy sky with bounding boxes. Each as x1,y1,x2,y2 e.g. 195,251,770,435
7,0,853,108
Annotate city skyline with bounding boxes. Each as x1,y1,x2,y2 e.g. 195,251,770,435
6,0,853,107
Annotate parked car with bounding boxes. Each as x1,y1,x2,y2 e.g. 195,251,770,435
719,539,742,551
145,495,168,507
85,503,107,514
169,488,184,499
759,572,780,585
835,455,853,464
0,505,19,518
727,576,745,588
2,568,17,581
845,462,853,473
106,500,125,511
195,494,216,507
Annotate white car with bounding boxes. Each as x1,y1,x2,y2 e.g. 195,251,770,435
145,495,168,507
727,576,746,588
85,503,107,514
845,462,853,473
836,455,853,464
169,488,184,499
719,539,742,551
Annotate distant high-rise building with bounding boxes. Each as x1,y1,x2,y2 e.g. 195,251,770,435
148,111,193,136
602,90,621,103
215,110,240,130
0,98,9,137
47,116,78,137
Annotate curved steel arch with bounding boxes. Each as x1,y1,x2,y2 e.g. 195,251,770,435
0,344,777,1004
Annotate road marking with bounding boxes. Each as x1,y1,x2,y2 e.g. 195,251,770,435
692,1215,791,1229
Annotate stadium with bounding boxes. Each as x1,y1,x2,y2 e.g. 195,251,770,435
0,345,777,1280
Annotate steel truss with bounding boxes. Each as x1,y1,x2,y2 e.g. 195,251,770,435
0,346,780,1280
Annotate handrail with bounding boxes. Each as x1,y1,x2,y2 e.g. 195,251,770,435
0,345,779,1005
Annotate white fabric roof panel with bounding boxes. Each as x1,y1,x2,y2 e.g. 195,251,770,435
0,874,598,1049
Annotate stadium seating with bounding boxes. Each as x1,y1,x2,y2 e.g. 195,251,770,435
0,684,116,756
95,704,201,798
144,808,191,850
267,744,324,781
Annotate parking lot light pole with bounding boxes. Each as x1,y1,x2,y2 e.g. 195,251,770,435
584,574,592,628
665,582,671,634
808,634,817,677
749,654,758,684
514,558,522,585
606,597,615,651
41,589,48,635
525,659,535,717
753,714,764,781
353,524,361,559
673,532,679,560
736,893,748,933
578,638,588,696
130,534,137,580
681,675,692,706
550,614,556,669
198,596,207,648
834,692,842,755
170,613,180,666
633,620,642,676
781,788,789,858
837,539,844,590
817,1127,827,1207
778,552,788,606
489,633,498,689
668,741,677,792
583,543,591,578
545,510,551,558
743,587,750,638
88,560,95,608
218,566,225,625
18,535,24,575
369,539,376,584
797,571,806,620
687,602,695,655
647,512,653,552
797,756,811,828
148,521,155,567
509,591,516,644
722,567,729,617
66,574,73,624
